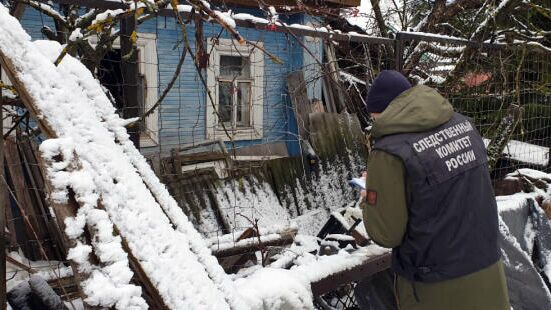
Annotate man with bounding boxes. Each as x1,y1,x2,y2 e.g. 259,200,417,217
360,70,510,309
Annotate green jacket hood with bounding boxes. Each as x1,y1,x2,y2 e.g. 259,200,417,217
371,85,454,138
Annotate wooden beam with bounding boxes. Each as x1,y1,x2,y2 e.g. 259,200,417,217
108,212,170,310
4,137,49,257
6,254,37,274
287,71,312,139
0,50,56,138
18,136,66,260
310,252,391,296
211,228,297,258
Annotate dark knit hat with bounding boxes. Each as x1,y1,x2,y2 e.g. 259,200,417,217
366,70,412,113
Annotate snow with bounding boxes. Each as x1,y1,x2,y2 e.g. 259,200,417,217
496,192,538,212
472,0,512,39
69,28,83,42
165,3,189,12
340,71,366,86
91,9,124,26
290,245,388,283
288,23,328,32
215,178,291,231
325,234,356,241
214,10,236,29
6,251,73,292
32,1,66,23
292,209,330,236
234,268,312,309
233,13,269,25
507,168,551,180
483,138,549,166
210,232,291,253
402,31,469,42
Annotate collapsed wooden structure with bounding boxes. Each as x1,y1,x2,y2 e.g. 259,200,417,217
0,5,392,308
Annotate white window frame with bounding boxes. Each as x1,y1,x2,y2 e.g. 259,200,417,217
206,38,264,141
88,33,159,147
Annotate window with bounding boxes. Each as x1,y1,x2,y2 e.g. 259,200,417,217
90,33,159,147
207,38,264,141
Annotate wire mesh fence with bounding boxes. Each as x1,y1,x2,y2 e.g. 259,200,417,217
400,33,551,179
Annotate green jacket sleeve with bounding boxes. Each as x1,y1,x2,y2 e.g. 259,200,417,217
361,150,408,248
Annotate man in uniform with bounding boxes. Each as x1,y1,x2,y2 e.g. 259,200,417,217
361,70,510,309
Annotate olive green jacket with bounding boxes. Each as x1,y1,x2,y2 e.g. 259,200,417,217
361,85,510,310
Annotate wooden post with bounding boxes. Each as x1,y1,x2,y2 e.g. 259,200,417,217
120,16,140,149
395,32,404,72
287,71,312,140
0,65,6,310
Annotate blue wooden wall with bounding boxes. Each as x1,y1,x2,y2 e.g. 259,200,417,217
20,7,308,156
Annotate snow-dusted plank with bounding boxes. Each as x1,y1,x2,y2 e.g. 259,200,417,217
483,138,548,166
0,5,245,309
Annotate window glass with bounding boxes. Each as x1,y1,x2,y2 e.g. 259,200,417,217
220,55,250,78
236,82,251,127
218,81,233,124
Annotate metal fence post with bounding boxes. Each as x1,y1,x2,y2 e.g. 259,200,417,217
394,32,404,72
121,16,140,149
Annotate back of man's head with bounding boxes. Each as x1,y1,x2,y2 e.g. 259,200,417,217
366,70,411,114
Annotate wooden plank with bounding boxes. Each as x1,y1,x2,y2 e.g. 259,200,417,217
322,73,338,114
212,228,297,258
0,52,56,139
308,112,366,159
6,254,37,274
109,212,170,310
35,152,101,309
1,19,170,309
4,137,49,256
323,43,346,113
310,252,391,296
287,71,312,139
217,228,256,272
18,136,66,260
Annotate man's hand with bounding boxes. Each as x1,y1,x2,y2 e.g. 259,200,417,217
360,170,368,198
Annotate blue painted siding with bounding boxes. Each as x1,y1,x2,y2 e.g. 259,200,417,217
19,7,305,156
